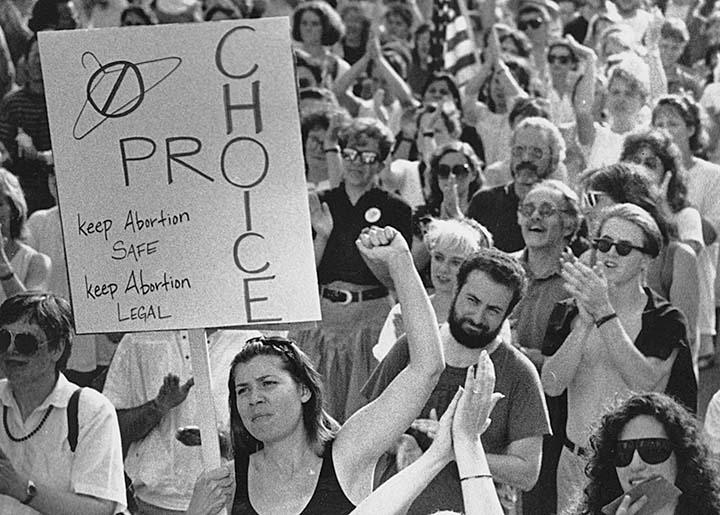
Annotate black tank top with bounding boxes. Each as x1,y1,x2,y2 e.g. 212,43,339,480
232,441,356,515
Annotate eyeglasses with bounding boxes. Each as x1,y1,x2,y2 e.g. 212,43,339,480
0,328,51,356
511,145,546,160
613,438,673,467
518,18,544,31
341,148,381,165
548,54,572,65
592,237,650,256
583,190,606,207
518,202,566,218
437,164,471,178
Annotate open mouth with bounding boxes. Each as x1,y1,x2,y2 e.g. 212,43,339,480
603,260,618,269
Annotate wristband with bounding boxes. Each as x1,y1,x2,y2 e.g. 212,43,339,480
0,270,14,281
323,146,339,153
595,312,618,328
460,473,493,481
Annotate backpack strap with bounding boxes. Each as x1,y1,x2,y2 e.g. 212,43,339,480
67,388,82,452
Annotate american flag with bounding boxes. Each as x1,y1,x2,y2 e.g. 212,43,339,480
430,0,480,87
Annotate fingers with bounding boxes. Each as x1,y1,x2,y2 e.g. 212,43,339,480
183,377,195,393
308,191,321,211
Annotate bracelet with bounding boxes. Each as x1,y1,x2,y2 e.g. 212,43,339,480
323,147,339,153
460,473,493,481
0,270,14,281
595,312,618,328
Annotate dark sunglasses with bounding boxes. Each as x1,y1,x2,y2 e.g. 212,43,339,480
0,328,50,356
437,164,471,178
518,18,544,31
518,202,566,218
548,54,572,64
341,148,380,165
592,237,649,256
614,438,673,467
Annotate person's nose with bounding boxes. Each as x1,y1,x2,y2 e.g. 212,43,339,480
248,387,265,406
627,449,646,472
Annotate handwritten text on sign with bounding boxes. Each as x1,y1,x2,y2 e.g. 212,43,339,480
39,20,320,333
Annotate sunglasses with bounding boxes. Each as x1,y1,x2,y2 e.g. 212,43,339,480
518,18,544,31
0,328,51,356
548,54,572,64
437,164,471,178
518,202,566,218
592,237,649,256
583,190,606,207
614,438,673,467
341,148,380,165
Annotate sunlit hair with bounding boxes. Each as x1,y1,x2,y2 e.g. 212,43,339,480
455,248,527,316
339,117,395,161
228,336,340,456
292,1,345,46
597,25,635,61
620,128,689,213
0,168,27,240
424,217,493,257
581,162,675,244
526,179,582,243
597,203,663,258
0,292,74,372
652,95,708,154
511,116,566,177
576,392,720,514
606,54,650,103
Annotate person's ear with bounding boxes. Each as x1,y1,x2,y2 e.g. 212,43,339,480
300,384,312,403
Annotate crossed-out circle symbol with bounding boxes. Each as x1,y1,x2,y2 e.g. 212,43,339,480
86,60,145,118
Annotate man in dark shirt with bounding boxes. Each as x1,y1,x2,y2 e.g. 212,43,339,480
363,248,550,514
467,117,565,252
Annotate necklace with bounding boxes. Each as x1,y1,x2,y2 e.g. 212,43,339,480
3,405,53,442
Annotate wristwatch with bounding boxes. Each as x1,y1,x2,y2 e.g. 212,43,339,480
22,479,37,505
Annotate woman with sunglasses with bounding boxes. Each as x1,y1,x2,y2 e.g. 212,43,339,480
0,168,49,304
547,40,580,128
573,392,720,514
541,202,696,512
188,226,444,515
300,118,412,423
580,162,700,374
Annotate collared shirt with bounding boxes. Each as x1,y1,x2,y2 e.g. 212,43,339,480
0,374,127,514
102,329,260,511
510,248,571,352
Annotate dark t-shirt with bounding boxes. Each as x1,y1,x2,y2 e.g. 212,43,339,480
543,287,697,413
317,185,412,286
362,334,551,515
467,182,524,253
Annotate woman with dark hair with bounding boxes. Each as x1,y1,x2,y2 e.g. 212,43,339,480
580,163,700,372
188,226,445,515
547,40,579,127
494,25,533,59
27,0,79,31
292,0,350,87
335,4,370,65
574,392,720,514
620,128,703,254
0,168,50,302
407,23,432,95
652,94,720,369
426,141,484,219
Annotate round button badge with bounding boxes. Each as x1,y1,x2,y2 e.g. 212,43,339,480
365,207,381,223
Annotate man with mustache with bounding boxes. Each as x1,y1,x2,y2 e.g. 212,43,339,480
468,117,566,252
362,248,550,514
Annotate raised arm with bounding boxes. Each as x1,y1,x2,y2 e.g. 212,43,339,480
567,35,598,147
369,37,417,108
644,7,668,105
333,51,371,117
335,226,444,501
308,191,334,267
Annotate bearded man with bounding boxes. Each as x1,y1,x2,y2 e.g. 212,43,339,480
362,248,550,515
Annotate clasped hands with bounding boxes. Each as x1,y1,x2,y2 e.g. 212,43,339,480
560,251,615,324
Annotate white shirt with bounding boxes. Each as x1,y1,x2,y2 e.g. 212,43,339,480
0,374,127,514
102,329,260,510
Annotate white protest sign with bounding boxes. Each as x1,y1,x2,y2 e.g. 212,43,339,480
38,19,321,334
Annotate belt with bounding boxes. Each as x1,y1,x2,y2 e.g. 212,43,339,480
320,285,388,305
564,437,589,458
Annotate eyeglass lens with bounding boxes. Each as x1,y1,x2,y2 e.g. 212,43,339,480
614,438,673,467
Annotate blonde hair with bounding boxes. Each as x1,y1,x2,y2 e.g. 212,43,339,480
424,218,493,257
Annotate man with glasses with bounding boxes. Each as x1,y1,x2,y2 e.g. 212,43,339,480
468,116,566,252
541,203,695,513
299,117,412,422
0,292,127,514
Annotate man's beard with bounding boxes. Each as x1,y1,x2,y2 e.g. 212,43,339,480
448,304,503,349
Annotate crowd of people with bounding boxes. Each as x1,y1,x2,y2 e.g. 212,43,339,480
3,0,720,513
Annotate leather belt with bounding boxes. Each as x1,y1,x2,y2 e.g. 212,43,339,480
564,437,589,458
320,285,388,305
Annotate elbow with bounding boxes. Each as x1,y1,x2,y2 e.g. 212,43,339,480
540,369,563,397
519,465,541,492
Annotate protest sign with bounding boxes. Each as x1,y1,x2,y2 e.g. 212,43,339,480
38,19,320,334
